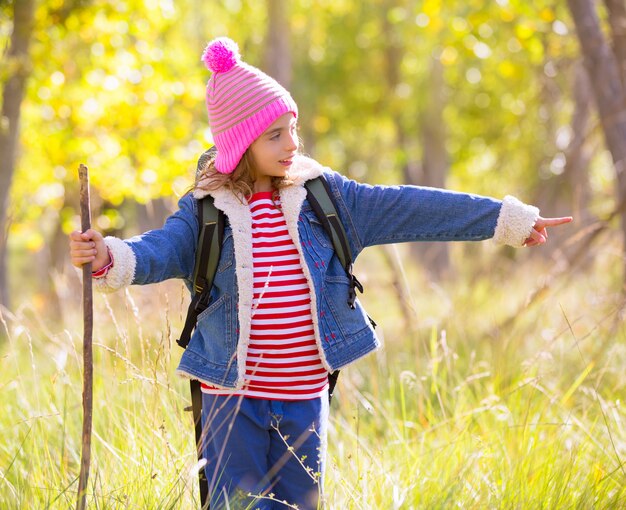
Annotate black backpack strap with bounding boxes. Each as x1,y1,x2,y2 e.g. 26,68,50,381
305,175,369,404
178,146,221,349
304,176,363,309
178,146,222,510
177,197,224,349
190,379,209,508
327,370,341,403
177,197,223,509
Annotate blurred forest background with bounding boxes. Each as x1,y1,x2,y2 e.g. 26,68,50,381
4,0,626,508
2,0,625,314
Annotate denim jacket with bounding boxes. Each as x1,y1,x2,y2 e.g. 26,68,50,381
96,155,539,389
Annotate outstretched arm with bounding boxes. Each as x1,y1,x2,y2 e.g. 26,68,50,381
523,216,573,247
324,170,543,256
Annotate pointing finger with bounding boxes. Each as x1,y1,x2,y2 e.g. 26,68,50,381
539,216,573,227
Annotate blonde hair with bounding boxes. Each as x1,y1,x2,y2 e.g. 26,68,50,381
194,148,295,201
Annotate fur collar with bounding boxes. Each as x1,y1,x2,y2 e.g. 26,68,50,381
191,155,331,386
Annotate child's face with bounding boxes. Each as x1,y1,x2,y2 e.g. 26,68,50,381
249,113,298,180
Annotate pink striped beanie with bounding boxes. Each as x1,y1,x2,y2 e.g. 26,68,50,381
201,37,298,174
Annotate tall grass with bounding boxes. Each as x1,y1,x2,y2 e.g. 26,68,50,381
2,242,625,509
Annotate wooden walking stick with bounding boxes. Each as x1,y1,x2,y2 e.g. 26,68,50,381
76,164,94,510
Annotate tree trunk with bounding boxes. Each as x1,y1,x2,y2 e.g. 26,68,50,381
415,57,450,277
568,0,626,279
380,8,450,278
136,198,171,234
556,62,596,265
0,0,36,309
263,0,291,88
605,0,626,88
536,60,595,263
563,62,594,224
399,56,450,278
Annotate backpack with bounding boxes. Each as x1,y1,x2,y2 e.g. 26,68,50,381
177,148,367,508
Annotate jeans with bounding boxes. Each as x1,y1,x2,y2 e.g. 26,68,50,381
201,392,329,509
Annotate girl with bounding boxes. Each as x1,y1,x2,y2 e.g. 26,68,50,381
69,37,572,509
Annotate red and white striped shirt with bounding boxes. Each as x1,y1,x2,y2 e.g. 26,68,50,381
201,191,328,400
